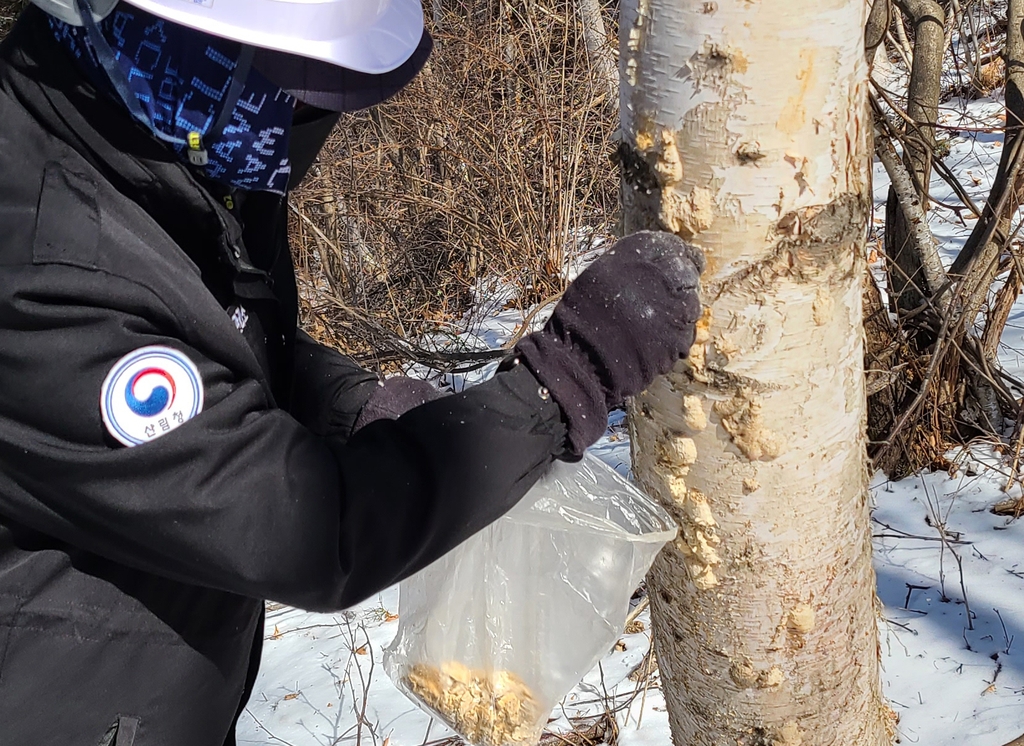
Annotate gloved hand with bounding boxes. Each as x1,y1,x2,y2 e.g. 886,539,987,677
515,231,704,456
353,376,444,432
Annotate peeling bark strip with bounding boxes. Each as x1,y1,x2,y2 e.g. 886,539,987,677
621,1,892,744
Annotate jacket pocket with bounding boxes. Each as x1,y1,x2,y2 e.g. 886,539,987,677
98,716,141,746
32,161,100,270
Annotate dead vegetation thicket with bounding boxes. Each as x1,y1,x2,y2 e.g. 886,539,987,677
865,0,1024,483
0,1,620,371
290,0,621,370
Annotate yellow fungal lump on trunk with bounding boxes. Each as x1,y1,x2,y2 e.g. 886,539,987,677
624,0,650,86
788,603,815,634
635,129,654,152
633,127,716,239
662,186,715,238
661,436,698,469
773,721,804,746
713,387,785,461
759,665,785,689
682,491,715,528
666,473,687,503
681,395,708,431
671,487,721,589
730,659,758,688
653,129,683,183
686,308,713,379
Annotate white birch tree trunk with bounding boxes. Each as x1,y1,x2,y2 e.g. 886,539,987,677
619,1,892,743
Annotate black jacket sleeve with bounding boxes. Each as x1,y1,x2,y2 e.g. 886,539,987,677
289,329,380,440
0,262,566,612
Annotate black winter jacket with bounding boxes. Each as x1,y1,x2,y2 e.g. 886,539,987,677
0,9,566,745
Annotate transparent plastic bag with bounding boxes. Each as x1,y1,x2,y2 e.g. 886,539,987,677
384,452,677,746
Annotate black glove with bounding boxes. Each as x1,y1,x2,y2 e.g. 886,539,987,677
515,231,704,456
353,376,444,432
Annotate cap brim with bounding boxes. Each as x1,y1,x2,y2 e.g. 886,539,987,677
252,29,433,113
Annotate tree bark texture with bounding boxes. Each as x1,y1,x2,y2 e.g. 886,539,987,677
875,128,947,312
950,0,1024,296
897,0,945,190
619,1,891,744
884,0,946,315
982,264,1022,362
865,0,891,65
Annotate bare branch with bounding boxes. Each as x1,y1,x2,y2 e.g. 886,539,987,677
875,130,949,308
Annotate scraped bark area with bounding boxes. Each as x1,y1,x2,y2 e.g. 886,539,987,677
620,1,891,744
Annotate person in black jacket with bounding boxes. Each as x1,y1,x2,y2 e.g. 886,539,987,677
0,0,703,743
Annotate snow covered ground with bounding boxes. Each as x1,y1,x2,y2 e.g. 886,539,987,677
237,96,1024,745
866,92,1024,745
235,438,1024,746
236,418,662,746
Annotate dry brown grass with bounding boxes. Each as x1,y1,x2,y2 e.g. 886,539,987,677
291,1,620,368
0,1,620,371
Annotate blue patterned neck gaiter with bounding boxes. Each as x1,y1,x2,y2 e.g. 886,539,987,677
49,7,294,194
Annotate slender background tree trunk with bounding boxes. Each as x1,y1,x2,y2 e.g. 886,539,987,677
619,0,892,743
885,0,946,317
952,0,1024,308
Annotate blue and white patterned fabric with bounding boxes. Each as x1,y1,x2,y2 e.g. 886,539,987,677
50,7,295,194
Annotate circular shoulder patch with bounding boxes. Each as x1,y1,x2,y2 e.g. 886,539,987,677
100,345,204,447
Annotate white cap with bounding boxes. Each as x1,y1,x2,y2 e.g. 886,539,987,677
34,0,119,24
32,0,425,75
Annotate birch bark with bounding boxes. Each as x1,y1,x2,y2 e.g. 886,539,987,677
619,1,892,743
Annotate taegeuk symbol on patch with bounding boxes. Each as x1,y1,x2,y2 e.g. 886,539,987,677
100,345,204,447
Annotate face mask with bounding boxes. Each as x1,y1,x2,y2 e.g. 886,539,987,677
287,106,341,191
49,5,296,194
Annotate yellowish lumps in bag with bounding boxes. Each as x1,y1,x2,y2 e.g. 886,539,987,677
405,662,542,746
